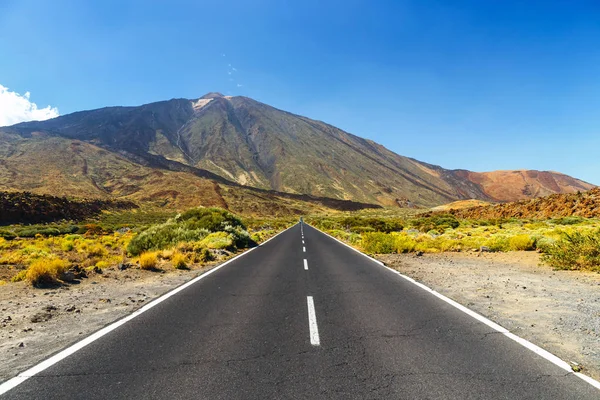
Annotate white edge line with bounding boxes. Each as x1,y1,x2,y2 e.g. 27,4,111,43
0,224,298,395
304,259,308,270
310,224,600,391
306,296,320,346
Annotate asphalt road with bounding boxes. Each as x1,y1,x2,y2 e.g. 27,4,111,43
2,223,599,399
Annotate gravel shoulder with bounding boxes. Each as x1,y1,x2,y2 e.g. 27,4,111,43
378,251,600,380
0,259,227,383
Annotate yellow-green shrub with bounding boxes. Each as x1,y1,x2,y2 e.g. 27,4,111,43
25,258,70,286
11,270,27,282
484,236,510,252
508,235,536,251
361,232,395,254
199,232,234,250
393,234,417,253
139,252,159,270
95,260,110,269
172,252,188,269
86,243,108,257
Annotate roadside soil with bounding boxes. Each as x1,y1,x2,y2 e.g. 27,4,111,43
0,259,227,383
378,251,600,380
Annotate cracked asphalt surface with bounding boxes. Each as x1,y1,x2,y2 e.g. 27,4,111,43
3,223,599,399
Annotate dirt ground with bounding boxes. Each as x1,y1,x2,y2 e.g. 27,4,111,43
378,251,600,380
0,261,221,383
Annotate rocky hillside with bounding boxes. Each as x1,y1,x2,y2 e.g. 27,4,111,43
1,93,594,207
0,131,378,216
435,187,600,220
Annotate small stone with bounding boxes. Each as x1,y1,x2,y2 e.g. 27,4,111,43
18,342,24,348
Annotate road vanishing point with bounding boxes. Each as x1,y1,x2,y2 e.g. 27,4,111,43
1,223,599,399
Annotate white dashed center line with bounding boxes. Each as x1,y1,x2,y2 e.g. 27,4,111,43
306,296,320,346
304,259,308,270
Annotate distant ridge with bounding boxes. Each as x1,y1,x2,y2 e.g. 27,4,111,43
431,187,600,220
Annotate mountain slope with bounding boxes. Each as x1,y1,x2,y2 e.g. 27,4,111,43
2,93,594,207
0,130,379,216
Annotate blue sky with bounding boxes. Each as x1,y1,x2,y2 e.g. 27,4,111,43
1,0,599,184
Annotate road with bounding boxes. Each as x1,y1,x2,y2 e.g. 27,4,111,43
2,223,598,399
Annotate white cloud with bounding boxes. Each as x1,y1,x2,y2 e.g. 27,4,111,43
0,84,59,126
237,84,243,87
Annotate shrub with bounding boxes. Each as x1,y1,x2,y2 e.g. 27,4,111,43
393,234,417,253
508,235,536,251
484,236,510,252
550,217,587,226
11,270,27,282
127,221,209,256
87,243,108,257
172,252,188,269
95,260,110,269
0,229,16,240
61,241,75,251
542,230,600,271
176,208,245,232
410,215,460,233
199,232,234,250
361,232,395,254
25,258,70,286
139,252,159,270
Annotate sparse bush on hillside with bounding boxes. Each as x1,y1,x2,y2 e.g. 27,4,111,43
542,230,600,271
410,215,460,233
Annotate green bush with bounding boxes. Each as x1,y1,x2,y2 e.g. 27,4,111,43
0,229,16,240
410,215,460,233
176,208,245,232
361,232,395,254
550,217,587,226
542,230,600,271
127,221,209,256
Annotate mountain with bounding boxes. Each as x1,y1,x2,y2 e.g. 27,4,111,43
0,93,594,208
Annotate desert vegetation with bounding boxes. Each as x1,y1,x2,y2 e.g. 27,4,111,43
306,213,600,272
0,207,293,286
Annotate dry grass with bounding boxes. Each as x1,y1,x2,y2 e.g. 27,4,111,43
25,258,70,286
139,252,159,270
171,252,188,270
